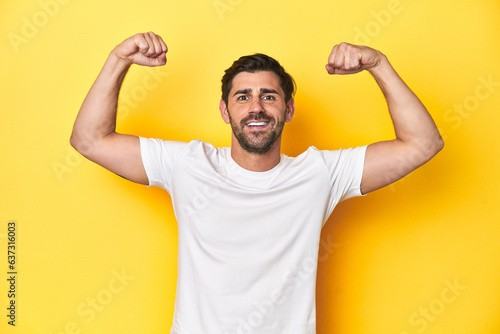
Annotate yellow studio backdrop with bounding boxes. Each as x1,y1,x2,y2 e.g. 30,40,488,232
1,0,499,333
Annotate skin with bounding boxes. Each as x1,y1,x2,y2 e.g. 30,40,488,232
219,71,295,172
70,33,443,195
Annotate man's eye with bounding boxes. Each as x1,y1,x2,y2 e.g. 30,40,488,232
262,95,275,101
237,96,249,101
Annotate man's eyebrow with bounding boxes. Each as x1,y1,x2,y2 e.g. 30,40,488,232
233,88,252,96
260,88,279,94
233,88,280,96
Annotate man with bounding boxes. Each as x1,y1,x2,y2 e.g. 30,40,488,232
70,32,443,333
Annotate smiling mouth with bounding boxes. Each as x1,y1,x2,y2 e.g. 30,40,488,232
246,121,270,127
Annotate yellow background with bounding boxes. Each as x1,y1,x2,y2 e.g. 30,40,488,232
1,0,499,333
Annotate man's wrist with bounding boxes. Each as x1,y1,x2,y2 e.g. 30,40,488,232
367,53,392,78
108,49,133,70
102,51,133,81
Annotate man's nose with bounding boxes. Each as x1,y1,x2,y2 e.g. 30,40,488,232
249,97,264,113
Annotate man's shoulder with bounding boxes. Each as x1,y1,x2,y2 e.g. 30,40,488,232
286,145,367,167
157,139,229,163
141,137,227,153
287,146,339,160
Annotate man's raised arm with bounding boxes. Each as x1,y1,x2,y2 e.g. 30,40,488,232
70,32,167,185
326,43,444,195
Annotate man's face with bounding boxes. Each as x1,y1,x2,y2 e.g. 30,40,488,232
220,71,295,154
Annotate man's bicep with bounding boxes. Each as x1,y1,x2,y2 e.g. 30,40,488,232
361,139,429,194
86,133,149,185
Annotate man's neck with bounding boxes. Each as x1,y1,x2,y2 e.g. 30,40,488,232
230,140,282,172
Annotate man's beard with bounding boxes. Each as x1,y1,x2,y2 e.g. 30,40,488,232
227,110,285,155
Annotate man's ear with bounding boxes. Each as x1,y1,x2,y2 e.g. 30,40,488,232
285,98,295,123
219,99,230,124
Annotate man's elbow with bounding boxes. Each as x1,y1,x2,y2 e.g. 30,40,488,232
70,131,82,152
436,136,445,153
432,134,445,156
405,136,444,169
69,132,78,150
69,132,94,158
422,135,444,163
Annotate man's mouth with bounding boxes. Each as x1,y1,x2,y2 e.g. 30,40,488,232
246,121,269,127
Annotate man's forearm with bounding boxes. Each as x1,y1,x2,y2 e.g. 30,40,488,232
368,55,444,153
70,52,131,155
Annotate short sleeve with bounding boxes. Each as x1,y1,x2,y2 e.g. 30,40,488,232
139,137,188,192
315,145,367,219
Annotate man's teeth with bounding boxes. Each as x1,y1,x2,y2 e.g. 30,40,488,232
247,122,268,126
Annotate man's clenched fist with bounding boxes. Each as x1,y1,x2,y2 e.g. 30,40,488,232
325,42,383,75
112,32,167,67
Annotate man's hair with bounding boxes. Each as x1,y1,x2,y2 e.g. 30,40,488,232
221,53,296,105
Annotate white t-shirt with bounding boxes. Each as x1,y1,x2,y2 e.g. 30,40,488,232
140,138,367,334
